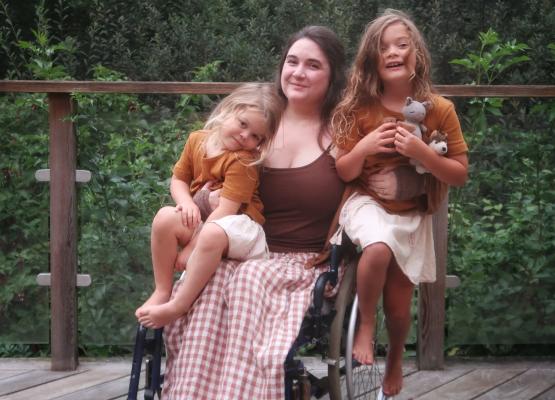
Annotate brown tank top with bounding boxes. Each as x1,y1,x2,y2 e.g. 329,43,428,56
259,150,345,252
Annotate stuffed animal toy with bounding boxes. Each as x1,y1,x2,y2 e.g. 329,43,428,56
411,130,448,174
382,98,447,174
398,97,431,139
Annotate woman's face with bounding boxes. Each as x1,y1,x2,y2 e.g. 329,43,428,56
280,38,331,107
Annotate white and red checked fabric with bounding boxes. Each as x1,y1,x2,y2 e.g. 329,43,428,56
162,252,326,400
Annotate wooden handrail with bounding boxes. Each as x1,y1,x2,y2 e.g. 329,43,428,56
1,80,555,97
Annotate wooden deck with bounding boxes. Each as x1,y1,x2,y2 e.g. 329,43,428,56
0,358,553,399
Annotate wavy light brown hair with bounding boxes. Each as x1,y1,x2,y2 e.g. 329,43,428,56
332,9,435,144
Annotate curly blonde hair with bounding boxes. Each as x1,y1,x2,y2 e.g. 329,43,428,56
332,9,435,145
204,83,284,165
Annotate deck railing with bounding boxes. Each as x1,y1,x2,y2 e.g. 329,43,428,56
1,80,554,371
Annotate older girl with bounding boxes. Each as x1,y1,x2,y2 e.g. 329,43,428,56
332,9,468,396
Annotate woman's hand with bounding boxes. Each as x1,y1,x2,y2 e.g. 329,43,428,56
208,188,221,211
367,167,398,200
192,181,221,219
175,201,201,229
367,165,425,200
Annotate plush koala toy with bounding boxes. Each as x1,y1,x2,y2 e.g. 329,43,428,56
411,130,448,174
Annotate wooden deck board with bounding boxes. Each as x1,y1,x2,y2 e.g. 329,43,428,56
0,370,29,380
534,385,555,400
114,388,145,400
0,359,131,400
416,368,526,400
0,369,83,396
474,369,555,400
397,366,474,400
0,358,553,400
54,375,136,400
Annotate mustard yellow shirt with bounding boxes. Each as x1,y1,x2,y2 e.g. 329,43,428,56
173,130,264,225
335,95,468,213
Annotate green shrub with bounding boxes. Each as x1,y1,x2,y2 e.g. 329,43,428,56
446,31,555,350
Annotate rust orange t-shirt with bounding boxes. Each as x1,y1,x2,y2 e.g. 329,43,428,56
172,130,264,225
335,95,468,213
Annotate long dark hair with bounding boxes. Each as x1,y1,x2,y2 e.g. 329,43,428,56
275,25,346,146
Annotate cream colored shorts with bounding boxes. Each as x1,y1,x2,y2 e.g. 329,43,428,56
210,214,269,261
331,192,436,284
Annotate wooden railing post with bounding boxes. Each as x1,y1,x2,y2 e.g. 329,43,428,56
418,196,448,369
48,92,78,371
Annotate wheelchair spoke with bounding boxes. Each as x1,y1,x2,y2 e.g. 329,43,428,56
345,295,387,400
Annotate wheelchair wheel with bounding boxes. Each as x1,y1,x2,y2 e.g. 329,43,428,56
345,295,387,400
327,262,355,400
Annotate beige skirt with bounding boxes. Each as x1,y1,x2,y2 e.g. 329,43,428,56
331,192,436,284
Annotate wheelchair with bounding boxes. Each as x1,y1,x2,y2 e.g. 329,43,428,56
127,237,389,400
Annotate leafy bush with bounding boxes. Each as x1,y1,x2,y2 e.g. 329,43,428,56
0,91,50,343
0,20,217,344
446,31,555,350
2,0,554,84
1,2,555,353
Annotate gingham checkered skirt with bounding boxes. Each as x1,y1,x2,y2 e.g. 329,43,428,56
162,252,325,400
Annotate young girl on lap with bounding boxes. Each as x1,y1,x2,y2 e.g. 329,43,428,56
332,9,468,396
136,83,282,328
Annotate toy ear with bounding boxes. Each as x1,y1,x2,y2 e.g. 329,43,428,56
423,100,432,109
405,97,413,105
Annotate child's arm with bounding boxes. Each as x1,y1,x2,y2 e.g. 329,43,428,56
394,126,468,186
170,175,201,228
336,122,397,182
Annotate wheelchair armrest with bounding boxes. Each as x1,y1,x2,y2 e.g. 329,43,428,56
312,230,354,314
312,248,339,312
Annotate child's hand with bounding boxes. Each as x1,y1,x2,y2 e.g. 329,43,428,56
394,125,430,161
358,122,397,156
175,201,201,229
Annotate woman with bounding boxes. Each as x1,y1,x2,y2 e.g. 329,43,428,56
162,25,420,399
162,25,346,400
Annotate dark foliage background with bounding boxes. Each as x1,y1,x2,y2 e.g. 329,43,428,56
2,0,554,84
1,0,554,355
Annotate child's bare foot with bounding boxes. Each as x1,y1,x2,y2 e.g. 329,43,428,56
352,322,375,365
137,301,185,329
135,289,171,319
382,352,403,396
